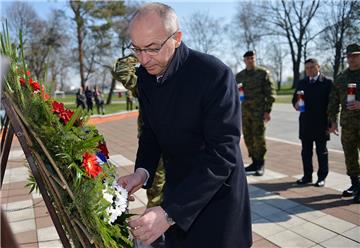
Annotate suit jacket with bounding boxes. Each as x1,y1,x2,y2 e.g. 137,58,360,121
135,43,252,248
292,74,332,140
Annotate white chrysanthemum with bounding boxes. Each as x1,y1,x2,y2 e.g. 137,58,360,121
102,189,113,203
103,181,129,224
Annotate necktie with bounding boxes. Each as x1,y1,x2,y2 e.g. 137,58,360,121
310,78,315,84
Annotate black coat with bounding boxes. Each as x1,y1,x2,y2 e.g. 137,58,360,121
135,43,252,248
292,75,332,141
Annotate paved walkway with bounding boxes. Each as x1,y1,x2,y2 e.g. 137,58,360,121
1,110,359,248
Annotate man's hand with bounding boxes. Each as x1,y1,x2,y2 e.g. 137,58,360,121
117,169,147,200
129,206,171,245
347,101,360,111
294,102,299,111
264,112,271,123
328,122,339,136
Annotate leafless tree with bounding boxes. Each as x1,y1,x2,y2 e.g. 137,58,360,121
262,0,320,88
182,11,225,55
319,0,360,79
5,1,38,46
4,2,70,92
232,1,265,51
266,42,288,90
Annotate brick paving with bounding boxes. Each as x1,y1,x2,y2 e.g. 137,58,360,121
1,108,359,248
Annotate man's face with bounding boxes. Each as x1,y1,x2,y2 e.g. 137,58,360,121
347,54,360,71
244,55,256,70
129,14,182,76
304,62,320,78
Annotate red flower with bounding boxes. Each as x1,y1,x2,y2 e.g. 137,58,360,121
19,77,26,86
30,81,40,91
98,142,109,159
82,152,102,178
59,109,74,124
42,92,50,101
26,71,31,77
52,101,65,114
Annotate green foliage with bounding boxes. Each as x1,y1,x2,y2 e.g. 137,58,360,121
1,22,133,248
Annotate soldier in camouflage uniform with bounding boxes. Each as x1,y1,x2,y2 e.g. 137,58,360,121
328,43,360,204
235,50,276,176
112,55,165,208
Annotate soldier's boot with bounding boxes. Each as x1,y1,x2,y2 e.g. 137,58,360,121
245,159,258,173
354,188,360,204
352,177,360,204
254,160,265,176
342,176,359,197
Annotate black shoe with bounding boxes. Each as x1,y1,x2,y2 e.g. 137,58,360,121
297,177,312,185
354,190,360,204
342,185,355,197
245,163,258,172
314,180,325,187
255,165,265,176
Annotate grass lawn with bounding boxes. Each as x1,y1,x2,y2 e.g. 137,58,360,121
64,102,132,114
56,87,294,113
55,94,134,115
275,95,292,103
275,85,294,104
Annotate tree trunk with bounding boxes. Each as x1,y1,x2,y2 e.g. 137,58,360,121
106,78,116,105
291,59,300,89
76,19,85,89
333,41,342,79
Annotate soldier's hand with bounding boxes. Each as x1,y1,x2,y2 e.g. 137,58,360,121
328,122,339,136
117,169,147,201
263,112,271,123
346,101,360,111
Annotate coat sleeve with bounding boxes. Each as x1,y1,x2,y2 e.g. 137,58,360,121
327,80,340,123
263,70,276,113
161,67,241,231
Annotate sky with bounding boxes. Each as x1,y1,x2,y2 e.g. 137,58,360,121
0,0,239,22
0,0,243,87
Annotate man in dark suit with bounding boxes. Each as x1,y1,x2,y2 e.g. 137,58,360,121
292,58,332,187
117,2,252,248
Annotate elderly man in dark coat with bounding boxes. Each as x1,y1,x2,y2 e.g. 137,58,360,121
117,2,252,248
292,58,332,187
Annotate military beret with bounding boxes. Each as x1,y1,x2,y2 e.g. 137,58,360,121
243,50,255,57
346,43,360,55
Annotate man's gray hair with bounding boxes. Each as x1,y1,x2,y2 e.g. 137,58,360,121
130,2,179,34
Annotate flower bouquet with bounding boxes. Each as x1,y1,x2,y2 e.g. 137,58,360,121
1,23,133,247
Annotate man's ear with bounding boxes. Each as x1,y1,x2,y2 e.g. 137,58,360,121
175,31,182,48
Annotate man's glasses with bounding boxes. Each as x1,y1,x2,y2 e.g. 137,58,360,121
128,30,178,56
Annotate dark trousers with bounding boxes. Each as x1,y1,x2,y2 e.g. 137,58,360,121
301,138,329,181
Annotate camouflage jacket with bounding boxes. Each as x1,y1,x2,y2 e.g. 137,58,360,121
327,68,360,127
112,55,138,97
235,66,276,114
112,55,142,136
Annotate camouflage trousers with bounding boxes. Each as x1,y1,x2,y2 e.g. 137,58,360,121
341,125,360,177
146,157,165,208
242,111,266,161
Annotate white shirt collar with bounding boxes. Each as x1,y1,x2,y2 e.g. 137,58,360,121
310,72,320,82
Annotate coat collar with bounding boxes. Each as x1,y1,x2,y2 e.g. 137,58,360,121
308,73,325,83
155,42,190,85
